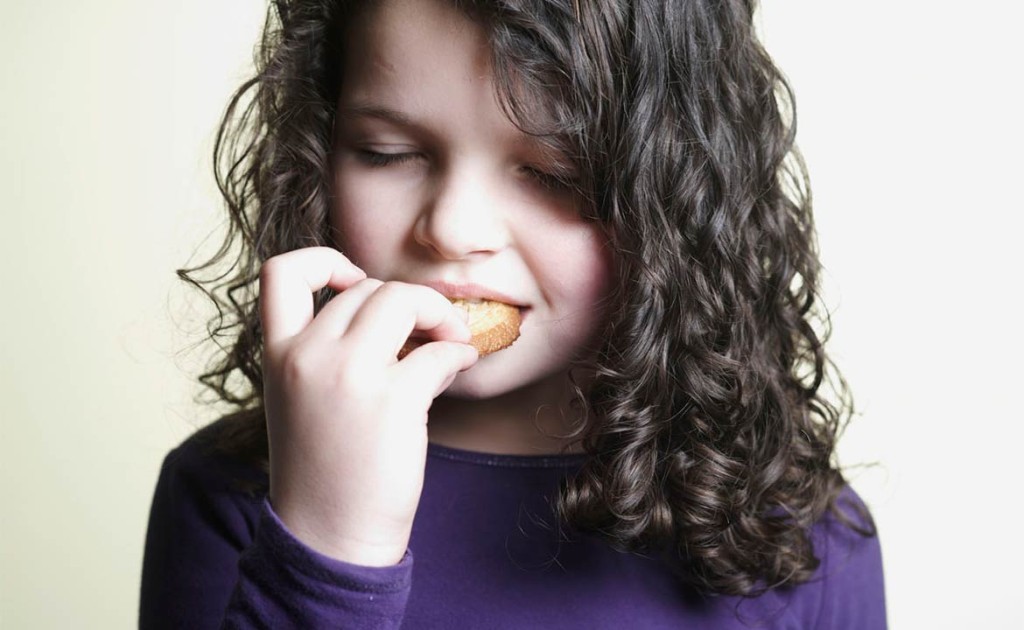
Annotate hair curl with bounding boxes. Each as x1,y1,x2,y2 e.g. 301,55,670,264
178,0,874,598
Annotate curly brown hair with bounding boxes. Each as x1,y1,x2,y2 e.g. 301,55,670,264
177,0,875,598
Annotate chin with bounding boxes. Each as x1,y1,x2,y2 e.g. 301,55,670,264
439,350,572,402
441,363,520,400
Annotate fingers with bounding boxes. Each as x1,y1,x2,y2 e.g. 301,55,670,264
259,247,366,352
299,279,474,384
394,341,479,399
260,248,474,378
302,278,385,340
345,282,472,363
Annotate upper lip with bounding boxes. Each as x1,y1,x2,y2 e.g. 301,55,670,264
416,279,528,308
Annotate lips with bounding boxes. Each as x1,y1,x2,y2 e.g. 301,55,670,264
417,279,528,309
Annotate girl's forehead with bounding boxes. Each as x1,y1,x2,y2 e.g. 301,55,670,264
343,0,490,81
338,0,560,156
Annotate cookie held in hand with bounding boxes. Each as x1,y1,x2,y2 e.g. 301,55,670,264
398,298,522,359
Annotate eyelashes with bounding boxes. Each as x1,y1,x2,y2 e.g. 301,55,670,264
355,150,419,168
354,150,577,192
521,166,576,192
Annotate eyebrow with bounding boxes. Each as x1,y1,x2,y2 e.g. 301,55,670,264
338,103,424,130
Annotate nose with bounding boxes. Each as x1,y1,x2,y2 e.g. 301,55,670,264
413,164,510,260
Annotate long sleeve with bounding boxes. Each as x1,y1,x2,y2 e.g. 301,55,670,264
140,436,413,629
223,499,412,628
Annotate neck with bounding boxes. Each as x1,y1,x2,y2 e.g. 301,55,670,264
427,372,588,456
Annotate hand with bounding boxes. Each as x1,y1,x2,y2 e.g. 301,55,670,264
258,246,479,566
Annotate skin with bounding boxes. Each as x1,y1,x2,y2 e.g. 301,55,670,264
259,0,613,567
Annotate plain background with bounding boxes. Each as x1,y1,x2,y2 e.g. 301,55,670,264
1,1,1020,628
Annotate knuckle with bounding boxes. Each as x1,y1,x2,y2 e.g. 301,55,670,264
379,280,406,293
376,281,410,303
420,342,460,365
278,344,367,392
278,345,317,383
259,256,285,283
358,277,386,291
377,281,444,309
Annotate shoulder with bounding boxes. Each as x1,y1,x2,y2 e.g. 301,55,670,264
813,485,883,580
150,417,270,544
805,484,888,629
141,420,270,624
160,418,270,497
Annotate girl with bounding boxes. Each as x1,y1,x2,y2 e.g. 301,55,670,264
141,0,886,627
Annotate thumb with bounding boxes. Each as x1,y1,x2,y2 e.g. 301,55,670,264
393,341,479,399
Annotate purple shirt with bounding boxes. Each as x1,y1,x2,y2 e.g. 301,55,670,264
140,421,886,628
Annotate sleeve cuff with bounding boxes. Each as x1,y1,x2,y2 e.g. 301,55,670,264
257,497,414,593
224,498,413,626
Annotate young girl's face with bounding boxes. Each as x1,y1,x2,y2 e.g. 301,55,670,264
330,0,612,400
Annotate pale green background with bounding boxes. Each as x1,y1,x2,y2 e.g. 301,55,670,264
1,1,1020,628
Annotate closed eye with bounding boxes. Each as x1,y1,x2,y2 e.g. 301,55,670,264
522,166,578,192
356,150,422,167
355,150,577,193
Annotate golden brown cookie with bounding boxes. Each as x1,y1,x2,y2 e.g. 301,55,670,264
398,298,522,359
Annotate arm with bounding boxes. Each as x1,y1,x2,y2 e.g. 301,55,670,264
140,438,414,630
224,498,413,629
143,247,470,628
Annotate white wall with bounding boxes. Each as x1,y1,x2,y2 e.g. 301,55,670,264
1,1,1020,628
0,2,265,627
757,3,1022,628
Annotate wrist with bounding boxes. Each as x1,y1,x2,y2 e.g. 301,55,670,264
269,496,410,566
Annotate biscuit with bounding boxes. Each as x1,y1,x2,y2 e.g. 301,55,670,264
398,298,522,359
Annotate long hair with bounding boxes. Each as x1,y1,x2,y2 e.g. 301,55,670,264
178,0,874,597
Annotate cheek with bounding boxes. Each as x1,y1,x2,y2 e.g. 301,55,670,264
537,222,614,310
331,173,409,274
579,230,615,304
